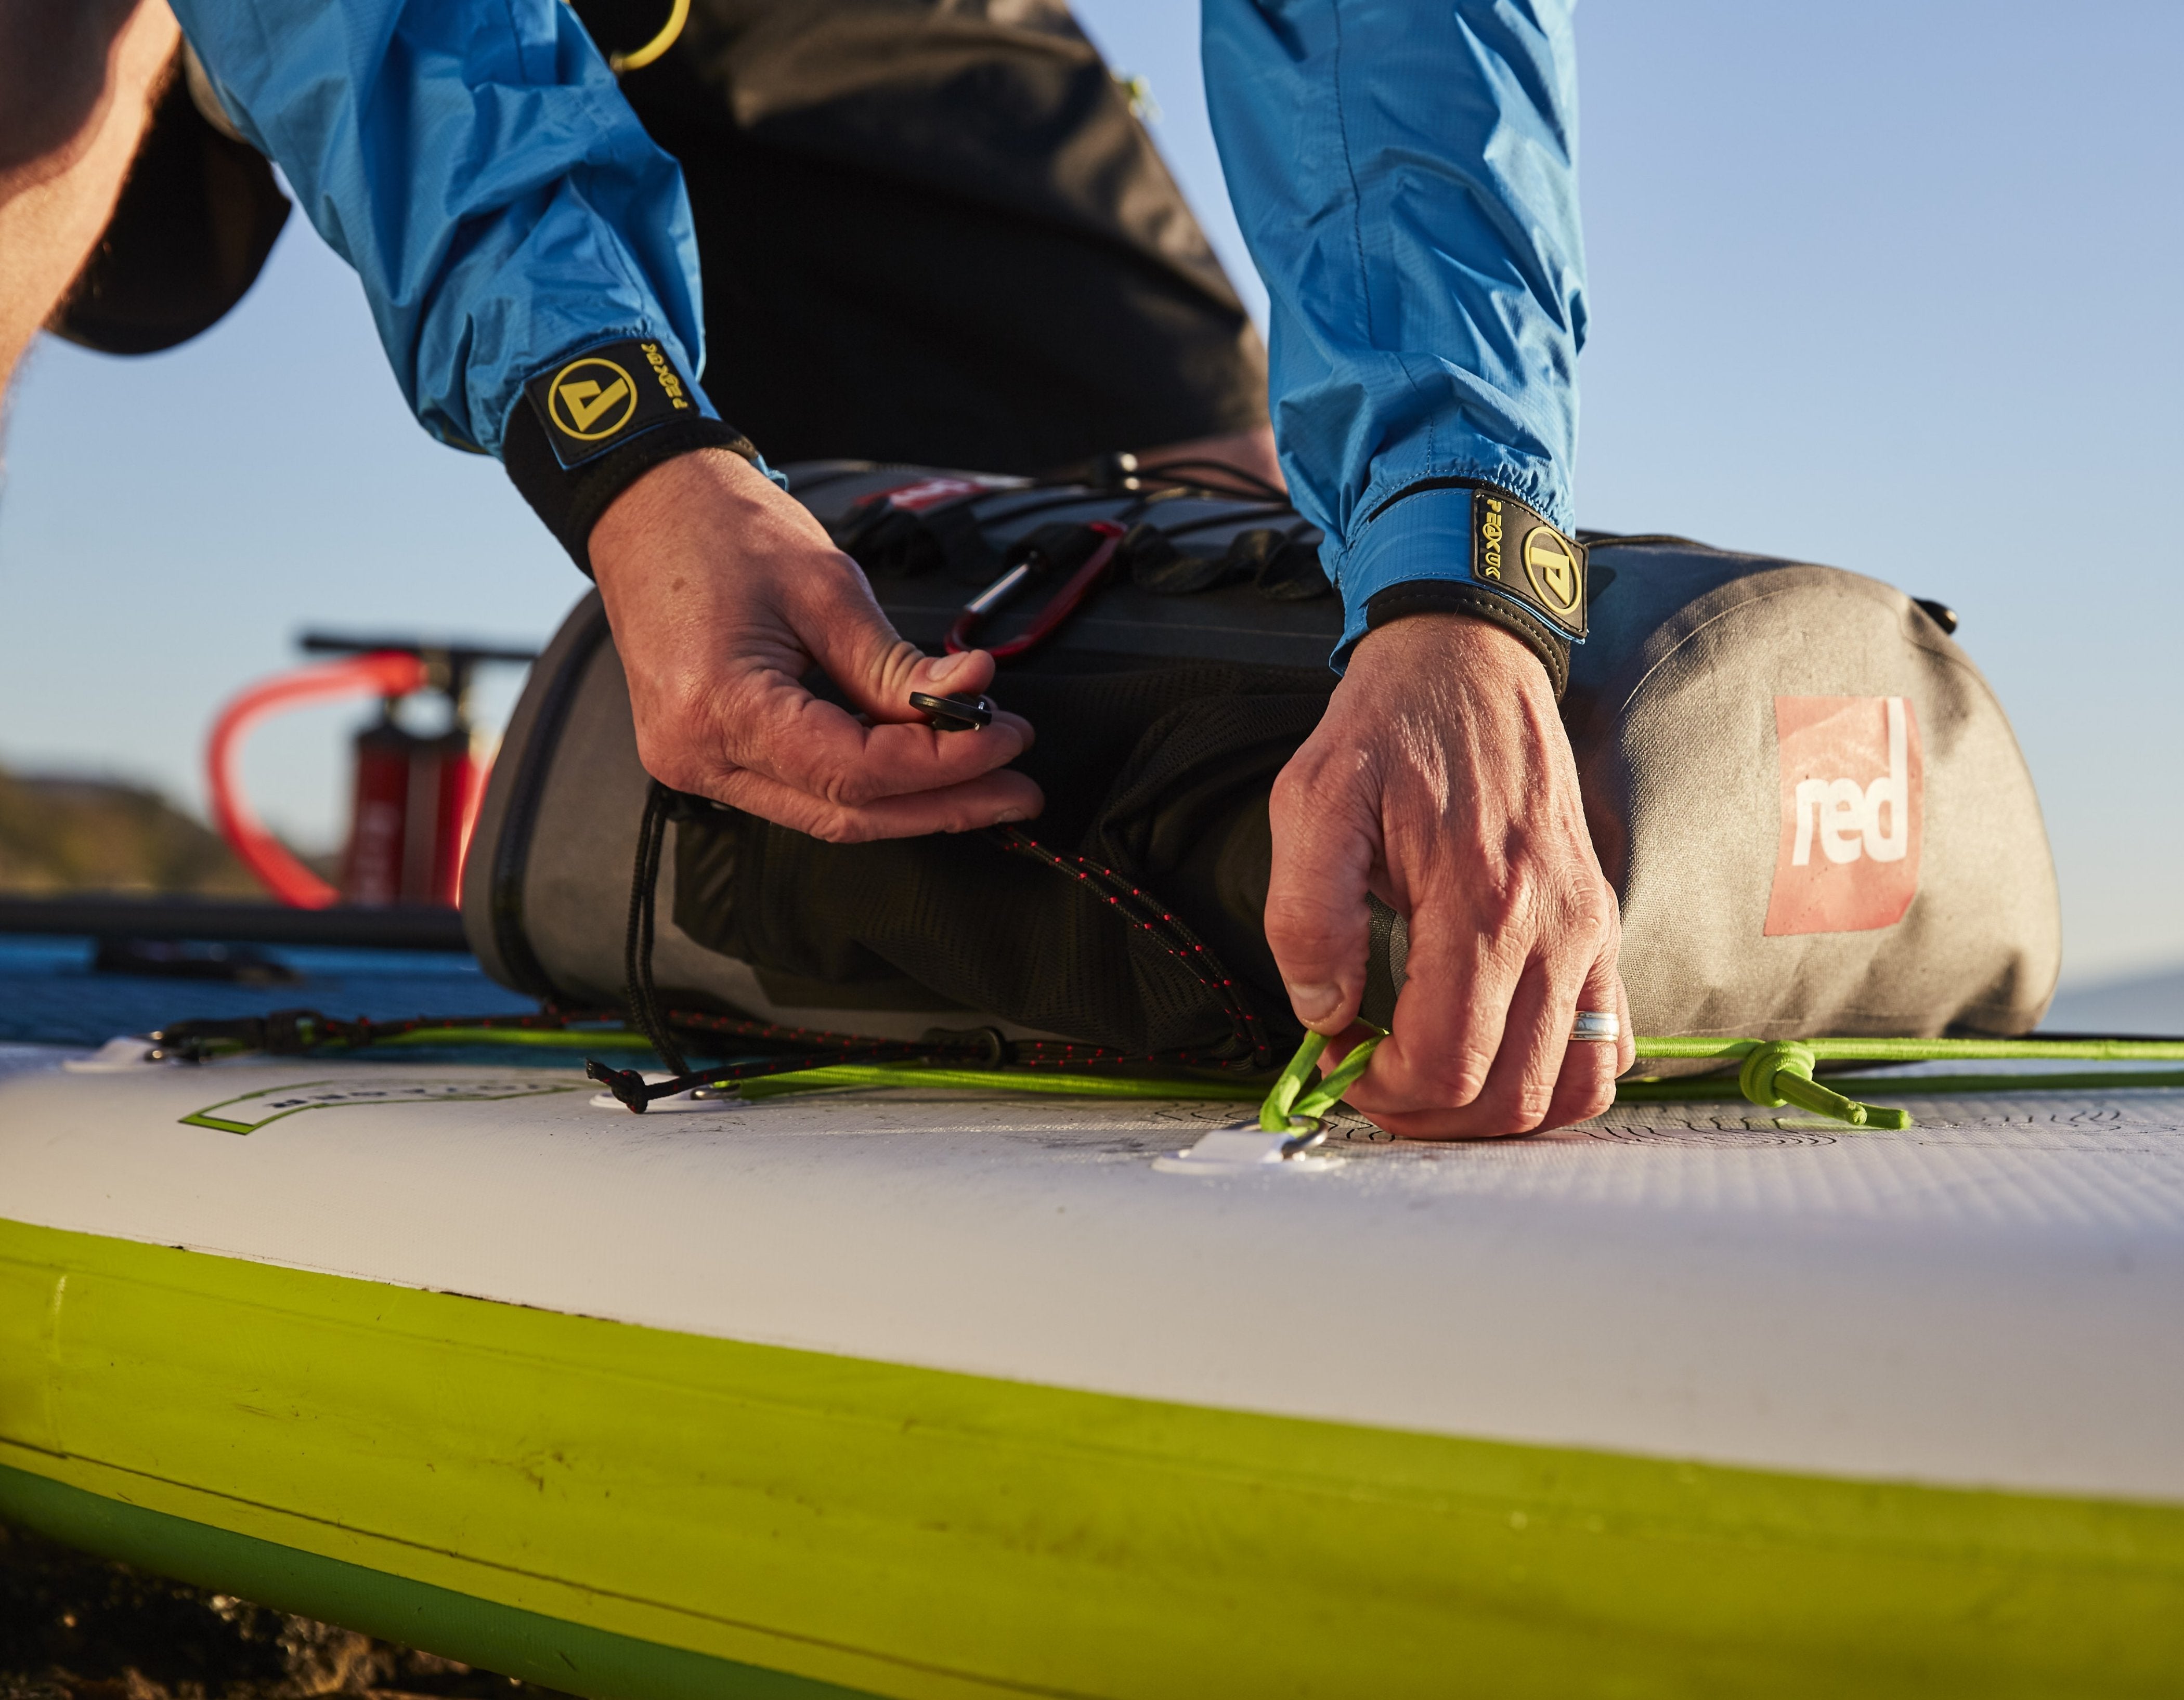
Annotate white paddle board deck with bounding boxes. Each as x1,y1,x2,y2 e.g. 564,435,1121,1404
1,1051,2179,1697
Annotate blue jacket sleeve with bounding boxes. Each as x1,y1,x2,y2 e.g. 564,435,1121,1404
1202,0,1587,664
168,0,712,457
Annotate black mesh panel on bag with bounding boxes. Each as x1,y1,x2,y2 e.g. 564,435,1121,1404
671,662,1332,1055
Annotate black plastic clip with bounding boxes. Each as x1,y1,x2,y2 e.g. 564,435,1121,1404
587,1057,654,1113
909,691,995,733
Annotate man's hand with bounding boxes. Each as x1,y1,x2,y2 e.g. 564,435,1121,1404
589,448,1043,841
1265,614,1633,1136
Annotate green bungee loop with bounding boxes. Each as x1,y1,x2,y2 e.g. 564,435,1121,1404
1735,1040,1914,1131
1258,1025,1388,1131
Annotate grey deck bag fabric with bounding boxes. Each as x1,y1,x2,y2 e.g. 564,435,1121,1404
463,463,2059,1053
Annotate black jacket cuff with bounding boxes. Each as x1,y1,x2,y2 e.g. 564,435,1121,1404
1363,580,1572,699
504,403,761,576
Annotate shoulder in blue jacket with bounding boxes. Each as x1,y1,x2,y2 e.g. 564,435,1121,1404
168,0,714,459
1204,0,1587,662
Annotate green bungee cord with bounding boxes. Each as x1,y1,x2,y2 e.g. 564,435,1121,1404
727,1031,2184,1134
189,1012,2184,1133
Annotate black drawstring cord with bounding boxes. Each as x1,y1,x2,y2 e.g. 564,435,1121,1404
592,786,1273,1111
993,828,1272,1073
1125,456,1291,504
624,781,689,1076
588,1044,908,1112
165,801,1272,1109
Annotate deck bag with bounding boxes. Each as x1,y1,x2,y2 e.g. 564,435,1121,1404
463,464,2060,1064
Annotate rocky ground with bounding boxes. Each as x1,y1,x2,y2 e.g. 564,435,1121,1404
0,1525,569,1700
0,769,268,897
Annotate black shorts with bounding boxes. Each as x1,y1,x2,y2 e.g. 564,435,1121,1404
592,0,1268,472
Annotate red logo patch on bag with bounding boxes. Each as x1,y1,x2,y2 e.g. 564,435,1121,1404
1764,695,1922,936
875,475,992,513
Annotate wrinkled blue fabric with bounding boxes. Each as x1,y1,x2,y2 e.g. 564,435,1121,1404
168,0,712,457
1204,0,1586,663
169,0,1576,652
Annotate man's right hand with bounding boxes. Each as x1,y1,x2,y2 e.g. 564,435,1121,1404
1264,614,1631,1136
589,448,1043,842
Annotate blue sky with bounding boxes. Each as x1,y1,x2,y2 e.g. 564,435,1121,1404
1,0,2178,984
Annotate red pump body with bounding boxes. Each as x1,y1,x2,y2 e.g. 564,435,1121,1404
340,721,479,907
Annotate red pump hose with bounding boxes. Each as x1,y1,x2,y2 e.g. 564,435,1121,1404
205,650,427,908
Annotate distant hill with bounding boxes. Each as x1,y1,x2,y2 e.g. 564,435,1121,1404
0,767,269,895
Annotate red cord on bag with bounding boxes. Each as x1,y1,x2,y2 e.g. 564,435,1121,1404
945,520,1125,660
206,650,427,908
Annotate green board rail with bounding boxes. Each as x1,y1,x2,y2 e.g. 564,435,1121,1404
4,1218,2182,1698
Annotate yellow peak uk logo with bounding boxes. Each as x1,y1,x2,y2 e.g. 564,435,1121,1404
1479,497,1505,579
1523,524,1582,618
548,356,637,440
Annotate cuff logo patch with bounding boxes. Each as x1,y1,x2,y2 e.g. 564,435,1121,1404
1474,491,1587,639
525,338,697,468
551,357,634,438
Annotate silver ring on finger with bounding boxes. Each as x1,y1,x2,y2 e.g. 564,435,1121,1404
1570,1010,1621,1044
